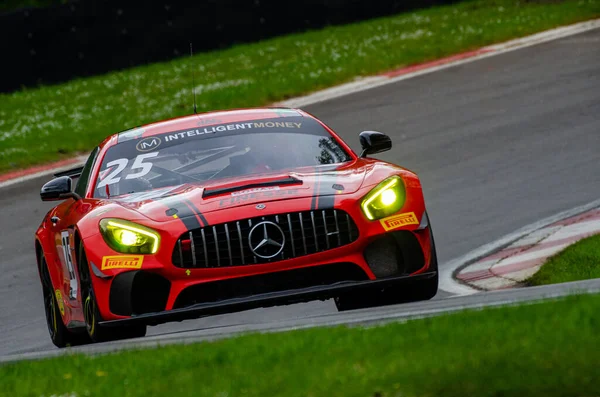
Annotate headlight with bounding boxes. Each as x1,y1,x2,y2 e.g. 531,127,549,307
361,176,406,220
99,219,160,254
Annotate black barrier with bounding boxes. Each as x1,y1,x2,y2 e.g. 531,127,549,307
1,0,459,92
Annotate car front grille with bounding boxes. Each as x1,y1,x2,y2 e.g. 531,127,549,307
172,209,359,268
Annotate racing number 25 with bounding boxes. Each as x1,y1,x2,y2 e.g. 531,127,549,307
97,152,158,189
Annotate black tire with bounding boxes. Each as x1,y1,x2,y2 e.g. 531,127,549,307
335,216,439,312
40,255,88,348
78,242,147,343
83,288,146,342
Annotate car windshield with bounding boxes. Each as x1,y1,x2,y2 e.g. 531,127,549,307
94,116,352,198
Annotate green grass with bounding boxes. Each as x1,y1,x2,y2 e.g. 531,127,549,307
2,294,599,397
1,0,599,173
0,0,65,13
528,233,600,286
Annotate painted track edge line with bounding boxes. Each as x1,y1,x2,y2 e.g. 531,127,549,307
2,19,599,189
0,155,88,189
279,18,600,108
438,198,600,296
2,278,598,364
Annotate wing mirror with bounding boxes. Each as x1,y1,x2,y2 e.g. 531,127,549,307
40,176,80,201
359,131,392,158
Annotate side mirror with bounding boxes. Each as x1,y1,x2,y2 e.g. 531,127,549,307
359,131,392,158
40,176,80,201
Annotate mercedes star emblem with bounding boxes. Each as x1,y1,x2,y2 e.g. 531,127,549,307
248,221,285,259
255,204,266,210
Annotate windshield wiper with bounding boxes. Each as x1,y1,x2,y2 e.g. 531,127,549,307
202,176,302,198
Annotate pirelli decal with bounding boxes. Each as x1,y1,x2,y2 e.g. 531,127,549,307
380,212,419,231
101,255,143,270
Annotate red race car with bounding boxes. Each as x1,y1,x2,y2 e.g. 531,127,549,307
36,107,438,347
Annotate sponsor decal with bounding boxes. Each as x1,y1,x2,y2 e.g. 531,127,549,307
97,152,159,189
101,255,143,270
55,289,65,316
380,212,419,231
60,231,78,300
231,186,280,197
163,121,302,142
136,136,162,152
219,189,298,207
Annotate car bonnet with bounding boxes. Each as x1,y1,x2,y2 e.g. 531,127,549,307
112,165,367,222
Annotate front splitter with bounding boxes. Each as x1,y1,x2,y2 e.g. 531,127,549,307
100,271,437,327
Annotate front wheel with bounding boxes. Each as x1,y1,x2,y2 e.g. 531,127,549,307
78,242,146,343
40,255,89,347
83,288,146,342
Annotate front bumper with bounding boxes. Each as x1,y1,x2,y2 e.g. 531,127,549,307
100,270,437,327
84,194,433,322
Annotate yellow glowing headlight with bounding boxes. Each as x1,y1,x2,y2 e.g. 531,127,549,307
117,229,139,246
99,219,160,254
380,189,397,205
361,176,406,220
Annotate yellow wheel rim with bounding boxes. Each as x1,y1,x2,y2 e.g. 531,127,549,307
84,295,95,336
51,297,58,334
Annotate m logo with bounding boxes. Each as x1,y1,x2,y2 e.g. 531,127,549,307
136,137,162,152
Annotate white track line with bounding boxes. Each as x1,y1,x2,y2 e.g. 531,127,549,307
3,20,600,297
2,278,599,364
0,155,88,189
280,19,600,108
2,19,599,190
439,199,600,295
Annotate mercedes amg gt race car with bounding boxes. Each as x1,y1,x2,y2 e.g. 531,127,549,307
35,107,438,347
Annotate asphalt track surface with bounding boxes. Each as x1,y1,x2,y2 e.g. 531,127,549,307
0,28,599,359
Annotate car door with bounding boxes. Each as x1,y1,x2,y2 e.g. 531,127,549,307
52,148,99,315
